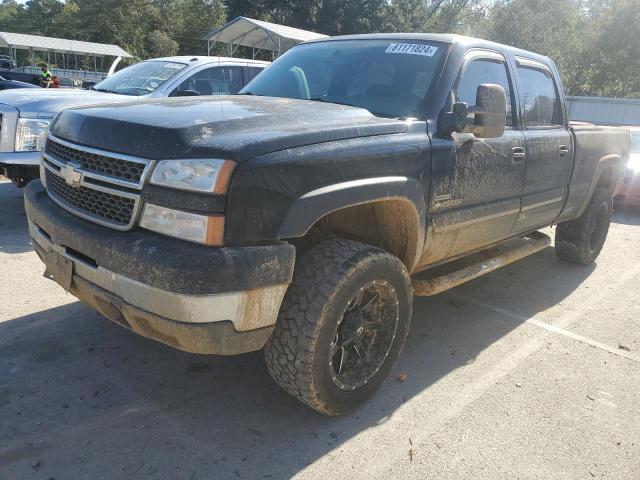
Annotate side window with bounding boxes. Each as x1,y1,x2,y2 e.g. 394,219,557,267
517,66,563,127
173,66,244,96
456,58,515,127
245,67,264,83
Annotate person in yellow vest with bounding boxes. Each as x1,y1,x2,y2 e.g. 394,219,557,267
40,64,53,88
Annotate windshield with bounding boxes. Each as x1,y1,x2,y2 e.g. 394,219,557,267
631,132,640,153
242,39,446,119
93,61,187,96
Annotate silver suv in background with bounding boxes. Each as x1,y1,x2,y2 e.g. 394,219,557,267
0,56,269,186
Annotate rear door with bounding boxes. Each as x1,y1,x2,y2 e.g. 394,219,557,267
513,57,572,232
420,50,526,266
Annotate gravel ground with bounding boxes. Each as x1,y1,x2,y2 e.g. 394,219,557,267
1,179,639,479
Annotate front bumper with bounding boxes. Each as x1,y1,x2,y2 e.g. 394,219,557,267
25,181,296,355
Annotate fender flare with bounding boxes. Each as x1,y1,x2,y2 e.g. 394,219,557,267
278,176,427,270
575,154,621,218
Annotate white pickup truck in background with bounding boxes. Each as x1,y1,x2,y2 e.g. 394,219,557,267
0,55,268,186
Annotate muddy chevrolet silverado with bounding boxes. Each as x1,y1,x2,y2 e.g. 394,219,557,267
24,34,630,415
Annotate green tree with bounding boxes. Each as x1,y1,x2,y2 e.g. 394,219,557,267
164,0,226,55
582,0,640,98
480,0,588,95
146,29,179,57
13,0,64,36
380,0,484,34
0,0,22,29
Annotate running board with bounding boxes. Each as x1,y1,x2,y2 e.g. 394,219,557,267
412,231,551,296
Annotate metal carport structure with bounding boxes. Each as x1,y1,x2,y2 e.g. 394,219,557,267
0,32,132,80
205,17,328,59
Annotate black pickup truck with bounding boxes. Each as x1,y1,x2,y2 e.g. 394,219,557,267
24,34,630,415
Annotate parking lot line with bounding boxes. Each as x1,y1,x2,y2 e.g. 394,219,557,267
452,260,640,364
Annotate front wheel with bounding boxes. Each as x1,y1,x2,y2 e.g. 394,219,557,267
555,186,612,265
264,240,413,415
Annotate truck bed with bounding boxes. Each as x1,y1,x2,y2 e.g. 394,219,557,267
558,125,631,222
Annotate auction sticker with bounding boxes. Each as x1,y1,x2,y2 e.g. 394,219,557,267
385,43,438,57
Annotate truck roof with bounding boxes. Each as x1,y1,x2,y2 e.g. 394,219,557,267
306,33,554,69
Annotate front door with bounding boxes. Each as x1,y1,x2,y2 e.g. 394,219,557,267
419,51,525,267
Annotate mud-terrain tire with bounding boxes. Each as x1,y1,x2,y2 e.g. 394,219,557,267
264,239,413,415
555,186,612,265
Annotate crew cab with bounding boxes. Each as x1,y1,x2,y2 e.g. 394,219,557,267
0,56,268,185
25,34,630,415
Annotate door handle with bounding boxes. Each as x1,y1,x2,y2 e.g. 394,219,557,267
511,146,526,162
558,145,570,156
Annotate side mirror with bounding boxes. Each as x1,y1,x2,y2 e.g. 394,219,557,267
439,101,470,136
173,89,200,97
473,83,507,138
440,84,507,139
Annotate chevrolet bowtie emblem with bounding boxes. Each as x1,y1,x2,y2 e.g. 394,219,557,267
62,162,83,187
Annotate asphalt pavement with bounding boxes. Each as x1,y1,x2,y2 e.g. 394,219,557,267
1,179,639,479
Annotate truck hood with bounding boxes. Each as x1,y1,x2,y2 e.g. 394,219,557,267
0,88,124,117
50,96,408,162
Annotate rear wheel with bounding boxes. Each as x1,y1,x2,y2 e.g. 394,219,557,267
264,239,413,415
555,186,612,265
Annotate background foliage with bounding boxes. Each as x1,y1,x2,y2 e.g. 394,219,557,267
1,0,638,97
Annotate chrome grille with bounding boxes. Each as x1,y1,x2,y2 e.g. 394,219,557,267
45,138,146,184
45,170,135,226
42,135,153,231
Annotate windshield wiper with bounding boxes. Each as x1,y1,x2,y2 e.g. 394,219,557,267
91,87,119,94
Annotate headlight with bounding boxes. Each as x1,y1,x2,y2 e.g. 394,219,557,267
15,118,51,152
140,203,224,246
150,159,235,193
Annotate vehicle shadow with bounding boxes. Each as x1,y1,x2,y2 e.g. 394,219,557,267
0,245,596,479
0,180,32,254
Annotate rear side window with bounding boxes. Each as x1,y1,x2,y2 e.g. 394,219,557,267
246,66,264,82
456,58,515,127
517,66,563,127
173,66,244,96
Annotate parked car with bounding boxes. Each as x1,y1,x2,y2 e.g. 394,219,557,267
0,54,16,70
615,127,640,205
0,71,41,86
0,56,269,186
25,34,630,415
0,74,38,91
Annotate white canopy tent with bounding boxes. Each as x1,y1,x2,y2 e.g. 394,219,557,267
205,17,328,59
0,32,132,80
